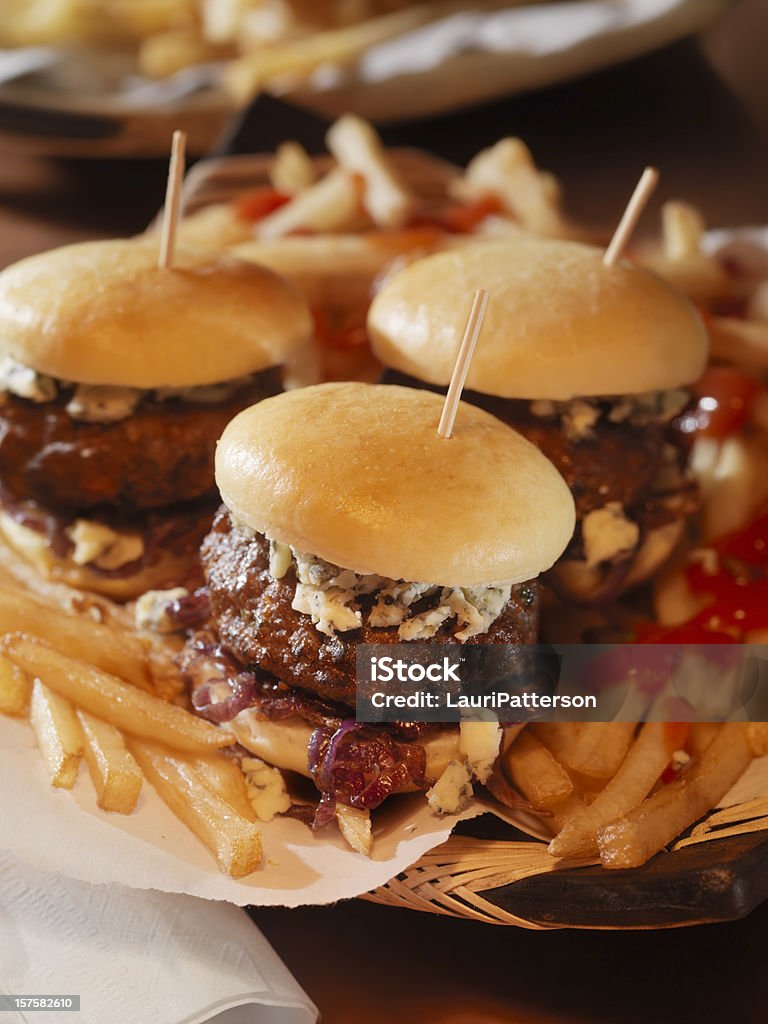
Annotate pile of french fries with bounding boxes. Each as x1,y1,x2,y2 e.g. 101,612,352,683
0,544,264,878
502,720,767,868
0,0,514,103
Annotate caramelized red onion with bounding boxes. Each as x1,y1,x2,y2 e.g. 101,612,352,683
307,720,427,828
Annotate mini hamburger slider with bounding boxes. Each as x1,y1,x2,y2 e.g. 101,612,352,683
0,237,311,598
180,382,574,833
368,237,708,603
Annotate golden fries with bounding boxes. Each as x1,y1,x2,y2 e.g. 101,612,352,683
255,168,364,239
549,723,669,860
529,722,584,766
598,723,753,869
0,654,31,716
29,680,84,789
224,6,441,102
77,710,143,814
2,634,232,753
748,722,768,757
129,740,263,877
560,722,636,781
326,115,413,228
504,731,574,810
457,138,566,236
193,754,257,823
271,141,316,196
336,805,372,856
0,585,151,690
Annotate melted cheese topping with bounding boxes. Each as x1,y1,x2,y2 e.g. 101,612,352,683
269,540,512,641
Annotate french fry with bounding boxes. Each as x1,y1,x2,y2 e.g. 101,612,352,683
2,634,232,753
504,731,574,810
138,28,218,78
662,200,705,261
193,754,257,822
224,6,442,101
233,234,394,280
560,722,637,780
77,711,143,814
270,141,316,195
326,115,413,228
457,138,565,236
29,680,84,789
336,805,372,856
129,740,263,877
549,723,672,860
549,793,586,834
255,168,365,239
691,721,720,757
530,722,584,766
708,316,768,372
747,722,768,757
598,723,753,869
0,654,31,716
0,585,152,689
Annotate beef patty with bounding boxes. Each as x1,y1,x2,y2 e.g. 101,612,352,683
202,510,540,706
0,367,280,512
382,370,690,521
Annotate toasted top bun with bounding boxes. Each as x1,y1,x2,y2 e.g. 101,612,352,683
0,237,312,388
215,382,575,586
367,237,708,400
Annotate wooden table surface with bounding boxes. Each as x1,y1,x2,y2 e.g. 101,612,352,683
1,6,767,1021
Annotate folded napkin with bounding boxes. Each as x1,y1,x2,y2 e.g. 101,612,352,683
0,852,317,1024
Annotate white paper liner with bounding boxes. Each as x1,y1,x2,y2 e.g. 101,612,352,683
2,710,765,908
0,716,485,907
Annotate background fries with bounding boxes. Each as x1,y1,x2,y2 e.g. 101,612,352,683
326,115,414,228
129,740,263,877
29,680,84,789
2,634,232,753
77,710,143,814
255,167,365,238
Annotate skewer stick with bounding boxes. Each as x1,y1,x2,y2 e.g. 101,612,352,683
158,129,187,269
603,166,659,267
437,288,489,439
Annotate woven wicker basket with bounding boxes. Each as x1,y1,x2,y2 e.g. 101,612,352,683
173,151,768,928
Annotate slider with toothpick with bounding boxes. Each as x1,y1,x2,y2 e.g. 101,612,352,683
0,132,312,599
178,377,575,844
368,171,709,603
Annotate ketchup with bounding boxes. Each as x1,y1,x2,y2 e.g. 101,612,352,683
636,506,768,644
235,187,290,221
688,365,761,439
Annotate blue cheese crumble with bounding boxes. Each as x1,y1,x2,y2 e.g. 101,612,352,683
268,540,512,641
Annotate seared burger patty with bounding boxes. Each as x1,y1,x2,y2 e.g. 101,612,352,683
0,368,280,512
201,511,540,706
383,370,690,522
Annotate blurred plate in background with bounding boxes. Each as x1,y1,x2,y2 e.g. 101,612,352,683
0,0,734,157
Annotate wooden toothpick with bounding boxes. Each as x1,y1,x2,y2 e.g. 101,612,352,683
158,129,187,269
603,166,659,267
437,288,489,439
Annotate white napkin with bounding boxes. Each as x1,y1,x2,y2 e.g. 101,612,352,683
0,851,317,1024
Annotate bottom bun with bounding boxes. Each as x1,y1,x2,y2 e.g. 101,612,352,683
232,710,460,789
551,520,685,604
0,512,198,601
